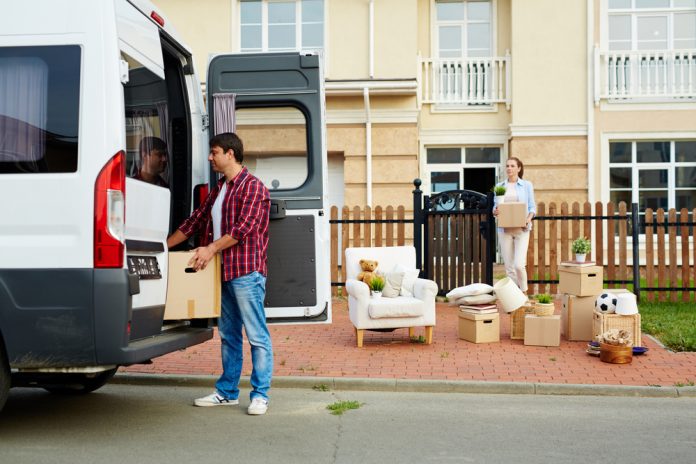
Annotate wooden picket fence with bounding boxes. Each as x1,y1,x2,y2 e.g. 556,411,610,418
527,201,696,302
329,205,409,295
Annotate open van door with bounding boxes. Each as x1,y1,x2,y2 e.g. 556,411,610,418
207,52,330,323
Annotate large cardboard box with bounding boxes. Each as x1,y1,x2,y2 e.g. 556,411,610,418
561,294,596,341
524,315,561,347
458,311,500,343
497,202,527,228
164,251,221,319
558,265,603,297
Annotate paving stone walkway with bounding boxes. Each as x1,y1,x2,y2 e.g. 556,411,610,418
122,298,696,387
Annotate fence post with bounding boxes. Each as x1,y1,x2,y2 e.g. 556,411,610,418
486,191,495,285
413,178,423,274
631,202,641,300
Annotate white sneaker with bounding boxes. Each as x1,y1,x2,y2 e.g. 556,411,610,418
247,397,269,415
193,392,239,407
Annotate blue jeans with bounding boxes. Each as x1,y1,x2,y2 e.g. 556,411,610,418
215,271,273,401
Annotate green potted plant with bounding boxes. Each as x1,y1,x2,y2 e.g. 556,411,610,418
370,275,385,299
492,185,506,197
534,293,555,316
571,236,591,263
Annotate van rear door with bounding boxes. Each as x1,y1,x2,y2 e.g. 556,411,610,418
207,52,330,323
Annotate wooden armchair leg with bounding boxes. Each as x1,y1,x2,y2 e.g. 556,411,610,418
425,326,433,344
355,328,364,348
408,327,415,339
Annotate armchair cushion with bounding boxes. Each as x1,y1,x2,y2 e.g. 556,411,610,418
368,296,424,319
382,271,404,298
393,264,420,297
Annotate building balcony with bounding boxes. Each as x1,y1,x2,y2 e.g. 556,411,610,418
418,53,511,110
595,47,696,104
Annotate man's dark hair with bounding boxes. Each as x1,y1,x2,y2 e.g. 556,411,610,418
139,136,167,156
210,132,244,163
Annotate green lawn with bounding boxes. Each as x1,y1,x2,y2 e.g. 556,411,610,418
639,301,696,352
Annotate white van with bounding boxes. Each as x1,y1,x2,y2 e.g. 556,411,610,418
0,0,330,410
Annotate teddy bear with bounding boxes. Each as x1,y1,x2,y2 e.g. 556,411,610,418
357,259,379,288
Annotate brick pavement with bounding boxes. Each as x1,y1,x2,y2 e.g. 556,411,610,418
122,298,696,387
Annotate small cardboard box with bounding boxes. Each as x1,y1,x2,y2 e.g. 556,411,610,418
497,202,527,228
524,315,561,347
558,265,603,297
561,294,596,341
164,251,221,320
458,311,500,343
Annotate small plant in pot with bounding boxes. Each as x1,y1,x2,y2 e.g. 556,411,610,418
370,275,385,299
492,185,506,197
534,293,555,316
571,236,591,262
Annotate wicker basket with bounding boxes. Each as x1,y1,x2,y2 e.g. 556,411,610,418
534,302,555,317
593,311,641,347
510,304,535,340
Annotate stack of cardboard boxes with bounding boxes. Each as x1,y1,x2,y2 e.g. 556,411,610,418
558,263,604,342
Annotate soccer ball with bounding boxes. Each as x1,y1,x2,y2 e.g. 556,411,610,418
595,292,618,314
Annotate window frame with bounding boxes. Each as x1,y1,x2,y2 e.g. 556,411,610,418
432,0,495,59
238,0,326,54
423,145,503,195
605,0,696,51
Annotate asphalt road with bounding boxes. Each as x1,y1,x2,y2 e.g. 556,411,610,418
1,383,695,463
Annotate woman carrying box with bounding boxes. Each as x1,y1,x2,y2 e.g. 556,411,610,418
493,157,536,294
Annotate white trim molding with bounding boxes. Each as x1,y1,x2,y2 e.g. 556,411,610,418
600,101,696,112
325,79,418,96
509,124,589,138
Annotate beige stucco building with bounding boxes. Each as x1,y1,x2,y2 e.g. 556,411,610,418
153,0,696,214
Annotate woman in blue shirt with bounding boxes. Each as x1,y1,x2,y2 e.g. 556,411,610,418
493,157,536,293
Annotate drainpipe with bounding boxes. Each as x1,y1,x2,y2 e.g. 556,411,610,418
587,0,595,204
369,0,374,78
364,87,373,206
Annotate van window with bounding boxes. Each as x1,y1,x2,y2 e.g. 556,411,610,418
0,46,80,174
122,52,170,188
235,106,308,190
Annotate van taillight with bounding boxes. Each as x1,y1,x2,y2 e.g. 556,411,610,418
94,151,126,268
193,183,209,208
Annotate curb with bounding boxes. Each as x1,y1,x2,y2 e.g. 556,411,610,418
112,373,692,398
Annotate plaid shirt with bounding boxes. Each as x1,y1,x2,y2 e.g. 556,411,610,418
178,167,270,281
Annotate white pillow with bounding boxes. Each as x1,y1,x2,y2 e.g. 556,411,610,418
446,283,494,301
457,293,497,305
393,264,420,297
382,271,404,298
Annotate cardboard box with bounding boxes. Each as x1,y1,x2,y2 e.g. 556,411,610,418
593,311,641,347
458,311,500,343
497,202,527,228
561,294,596,341
164,251,221,319
524,315,561,347
558,265,603,297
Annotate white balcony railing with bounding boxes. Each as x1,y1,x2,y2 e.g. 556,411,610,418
419,53,511,109
595,47,696,104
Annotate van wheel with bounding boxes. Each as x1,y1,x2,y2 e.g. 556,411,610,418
0,343,10,412
43,368,118,395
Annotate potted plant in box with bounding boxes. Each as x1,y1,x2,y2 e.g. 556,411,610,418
370,275,385,299
571,236,591,263
534,293,555,316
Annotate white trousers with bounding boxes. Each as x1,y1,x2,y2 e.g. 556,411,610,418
498,228,530,292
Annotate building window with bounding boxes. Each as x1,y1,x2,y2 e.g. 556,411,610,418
608,0,696,51
609,140,696,212
435,0,492,58
425,146,501,196
240,0,324,53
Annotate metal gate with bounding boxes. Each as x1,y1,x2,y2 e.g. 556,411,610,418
413,180,495,296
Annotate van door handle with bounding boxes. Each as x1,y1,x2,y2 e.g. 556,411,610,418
270,199,286,220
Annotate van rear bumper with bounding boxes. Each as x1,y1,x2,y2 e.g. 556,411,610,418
115,325,213,366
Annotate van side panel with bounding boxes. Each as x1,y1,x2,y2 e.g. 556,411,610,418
0,270,95,367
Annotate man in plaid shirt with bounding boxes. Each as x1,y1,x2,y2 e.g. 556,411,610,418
167,132,272,415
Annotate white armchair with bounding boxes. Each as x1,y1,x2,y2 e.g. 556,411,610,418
344,246,438,347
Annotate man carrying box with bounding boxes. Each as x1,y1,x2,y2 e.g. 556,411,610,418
167,132,272,416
